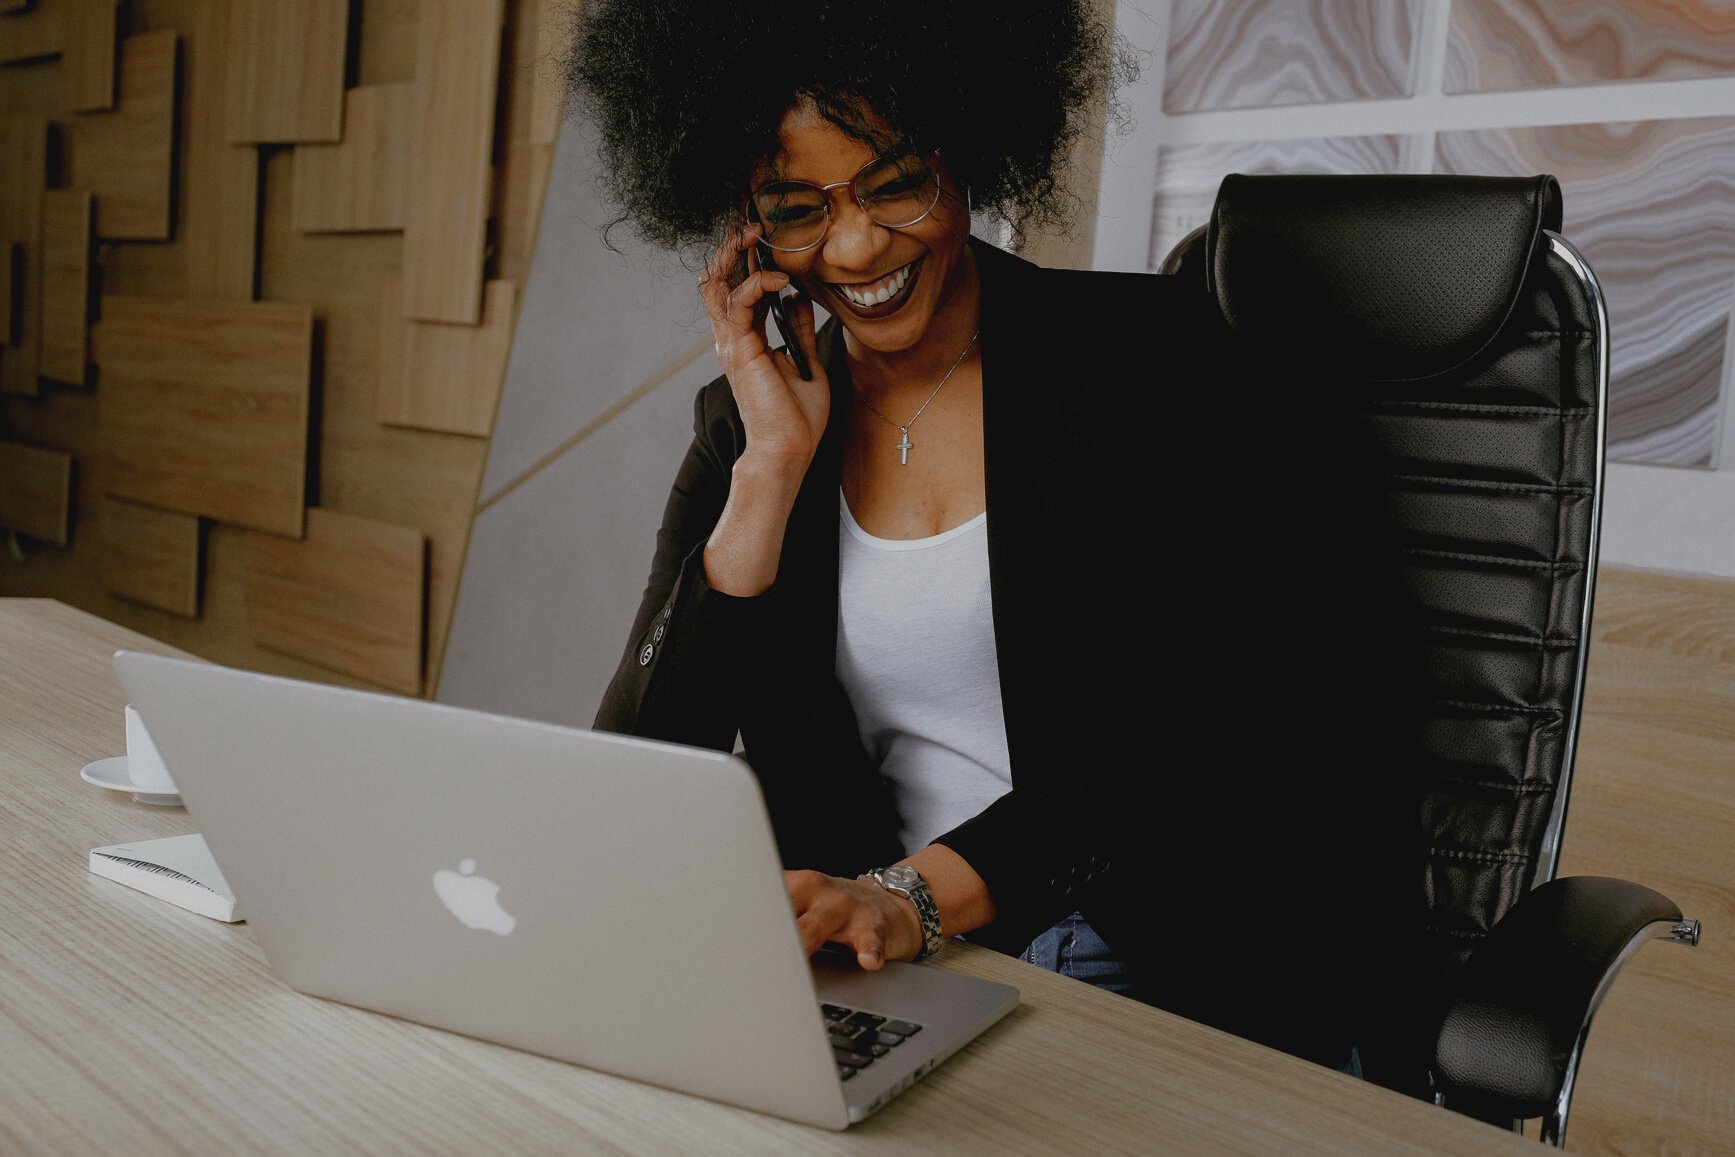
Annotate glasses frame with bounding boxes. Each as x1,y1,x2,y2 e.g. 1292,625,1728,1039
749,151,943,254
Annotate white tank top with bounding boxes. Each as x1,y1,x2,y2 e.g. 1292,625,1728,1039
835,490,1013,853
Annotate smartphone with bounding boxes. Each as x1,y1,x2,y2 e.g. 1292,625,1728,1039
755,241,813,381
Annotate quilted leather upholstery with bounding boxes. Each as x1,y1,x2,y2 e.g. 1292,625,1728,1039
1164,173,1602,1095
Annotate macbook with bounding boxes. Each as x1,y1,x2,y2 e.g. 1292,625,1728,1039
112,650,1019,1130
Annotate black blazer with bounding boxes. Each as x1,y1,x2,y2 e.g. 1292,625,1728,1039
596,237,1421,1069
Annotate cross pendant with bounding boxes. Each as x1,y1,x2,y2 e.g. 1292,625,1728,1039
894,427,913,465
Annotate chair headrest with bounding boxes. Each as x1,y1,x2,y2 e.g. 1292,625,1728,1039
1206,174,1564,382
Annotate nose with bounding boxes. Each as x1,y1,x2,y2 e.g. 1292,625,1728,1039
819,196,889,272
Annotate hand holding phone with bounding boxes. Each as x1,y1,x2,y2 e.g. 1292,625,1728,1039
755,242,814,382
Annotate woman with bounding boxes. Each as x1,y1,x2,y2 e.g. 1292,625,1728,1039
569,0,1419,1076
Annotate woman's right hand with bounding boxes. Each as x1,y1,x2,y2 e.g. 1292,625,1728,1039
700,225,829,474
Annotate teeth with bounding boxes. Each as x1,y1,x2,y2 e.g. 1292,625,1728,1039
839,262,912,307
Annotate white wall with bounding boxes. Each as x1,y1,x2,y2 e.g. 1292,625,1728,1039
437,115,715,725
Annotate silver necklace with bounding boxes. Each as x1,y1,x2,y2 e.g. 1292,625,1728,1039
855,328,981,465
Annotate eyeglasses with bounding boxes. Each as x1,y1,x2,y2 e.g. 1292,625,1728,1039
749,152,942,253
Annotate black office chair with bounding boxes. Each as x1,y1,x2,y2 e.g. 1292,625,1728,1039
1159,173,1700,1145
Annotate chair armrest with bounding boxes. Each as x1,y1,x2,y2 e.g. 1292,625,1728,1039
1432,875,1698,1132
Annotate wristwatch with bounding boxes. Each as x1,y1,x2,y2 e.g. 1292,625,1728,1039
867,864,944,961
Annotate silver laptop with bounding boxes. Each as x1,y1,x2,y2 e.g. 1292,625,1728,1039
113,650,1018,1130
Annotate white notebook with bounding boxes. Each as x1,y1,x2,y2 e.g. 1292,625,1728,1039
88,832,241,923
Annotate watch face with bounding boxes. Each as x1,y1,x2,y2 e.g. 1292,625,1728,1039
877,865,921,891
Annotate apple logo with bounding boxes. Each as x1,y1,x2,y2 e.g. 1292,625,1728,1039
432,857,516,935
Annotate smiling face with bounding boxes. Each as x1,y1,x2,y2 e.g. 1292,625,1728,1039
750,101,977,361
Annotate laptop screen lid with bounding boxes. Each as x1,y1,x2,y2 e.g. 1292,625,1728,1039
113,650,854,1129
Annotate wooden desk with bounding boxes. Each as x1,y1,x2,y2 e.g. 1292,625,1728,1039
0,598,1534,1155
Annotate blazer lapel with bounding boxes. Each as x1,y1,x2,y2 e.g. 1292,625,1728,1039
974,237,1061,782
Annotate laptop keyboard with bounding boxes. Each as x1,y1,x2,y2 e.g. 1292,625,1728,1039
821,1003,924,1081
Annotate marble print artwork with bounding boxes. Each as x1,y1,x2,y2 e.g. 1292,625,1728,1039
1163,0,1419,113
1146,135,1408,271
1437,117,1735,467
1446,0,1735,94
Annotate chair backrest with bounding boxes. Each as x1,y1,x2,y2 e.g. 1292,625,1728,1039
1162,173,1608,1076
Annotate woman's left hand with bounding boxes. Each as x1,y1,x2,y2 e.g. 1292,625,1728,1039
784,870,925,969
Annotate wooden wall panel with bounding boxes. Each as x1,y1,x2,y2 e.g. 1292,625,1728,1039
292,82,410,233
243,507,425,694
101,495,201,617
94,295,312,538
225,0,349,144
527,0,565,150
182,0,259,300
376,277,515,436
0,439,73,547
1,241,16,346
69,30,179,241
62,0,120,112
0,0,550,717
0,0,62,63
0,116,46,396
39,189,92,385
503,0,562,272
256,145,488,720
402,0,504,324
354,0,416,86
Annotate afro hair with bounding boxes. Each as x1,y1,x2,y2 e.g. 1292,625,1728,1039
558,0,1137,260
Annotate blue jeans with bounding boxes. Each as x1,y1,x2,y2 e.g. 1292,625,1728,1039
1016,912,1364,1079
1020,911,1139,996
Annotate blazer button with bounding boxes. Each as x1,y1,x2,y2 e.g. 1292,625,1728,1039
638,643,655,666
652,622,666,643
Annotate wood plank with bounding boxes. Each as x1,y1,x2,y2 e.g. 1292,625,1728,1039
0,115,47,396
1550,564,1735,1153
100,495,201,618
60,0,118,112
376,277,515,436
243,507,425,693
527,0,566,149
68,30,179,241
402,0,504,323
0,439,72,547
291,82,410,233
1589,565,1735,664
93,295,313,538
0,599,1544,1157
492,0,556,289
0,0,61,63
0,240,16,346
225,0,350,144
254,147,485,701
0,0,502,708
38,188,92,385
182,0,259,300
354,0,416,85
